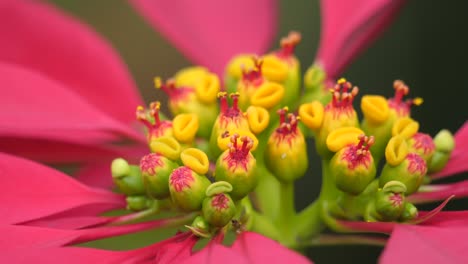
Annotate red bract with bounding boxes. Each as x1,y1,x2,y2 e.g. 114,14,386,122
315,0,406,79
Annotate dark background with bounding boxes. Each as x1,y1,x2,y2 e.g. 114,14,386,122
50,0,468,263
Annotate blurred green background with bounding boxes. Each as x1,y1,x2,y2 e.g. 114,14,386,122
49,0,468,263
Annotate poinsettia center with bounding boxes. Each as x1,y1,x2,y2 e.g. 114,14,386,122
140,153,164,174
136,101,172,138
406,153,427,174
389,193,404,207
326,78,358,117
276,31,301,60
241,58,264,87
341,134,374,169
272,107,300,146
155,77,193,102
211,193,230,210
170,166,194,192
388,80,423,116
412,133,436,154
223,134,253,171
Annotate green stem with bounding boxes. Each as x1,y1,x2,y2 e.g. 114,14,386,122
275,182,296,246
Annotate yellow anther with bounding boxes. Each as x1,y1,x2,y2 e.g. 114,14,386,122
150,101,161,110
154,77,162,89
194,73,220,103
413,97,424,106
298,101,324,130
361,95,390,124
337,78,347,85
392,117,419,139
385,136,408,166
326,127,365,152
261,54,288,82
180,148,209,175
246,106,270,134
217,130,258,152
217,91,227,98
230,92,240,97
136,105,144,112
250,82,285,110
172,113,199,143
149,136,181,161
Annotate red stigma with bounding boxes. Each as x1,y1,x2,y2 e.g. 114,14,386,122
277,31,301,59
211,193,230,210
388,80,421,116
170,167,194,192
156,77,193,102
406,153,427,175
136,102,172,139
342,134,374,169
275,107,299,136
242,57,264,86
327,79,359,117
223,134,253,171
218,92,242,118
140,153,164,175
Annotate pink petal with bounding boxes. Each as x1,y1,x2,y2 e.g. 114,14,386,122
0,152,123,225
420,211,468,228
0,135,143,164
0,62,146,162
231,232,312,264
432,121,468,179
316,0,406,79
0,0,143,124
129,0,278,76
2,247,131,264
380,225,468,264
410,180,468,203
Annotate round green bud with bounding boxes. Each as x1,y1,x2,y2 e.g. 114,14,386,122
140,153,178,199
330,137,376,195
400,202,418,222
265,118,308,183
126,196,154,211
186,216,211,238
111,158,144,195
202,193,236,227
215,148,257,201
433,129,455,153
374,181,407,221
169,166,210,212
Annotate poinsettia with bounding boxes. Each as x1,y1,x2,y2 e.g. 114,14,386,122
1,0,467,263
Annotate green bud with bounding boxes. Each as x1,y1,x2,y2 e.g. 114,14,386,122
265,110,308,183
186,216,211,238
111,158,144,195
380,153,427,195
126,196,154,211
429,151,451,173
215,138,257,200
428,129,455,173
202,193,236,227
169,166,210,212
330,135,376,195
374,181,407,221
407,133,436,163
302,64,330,104
140,153,178,199
433,129,455,153
399,202,418,222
